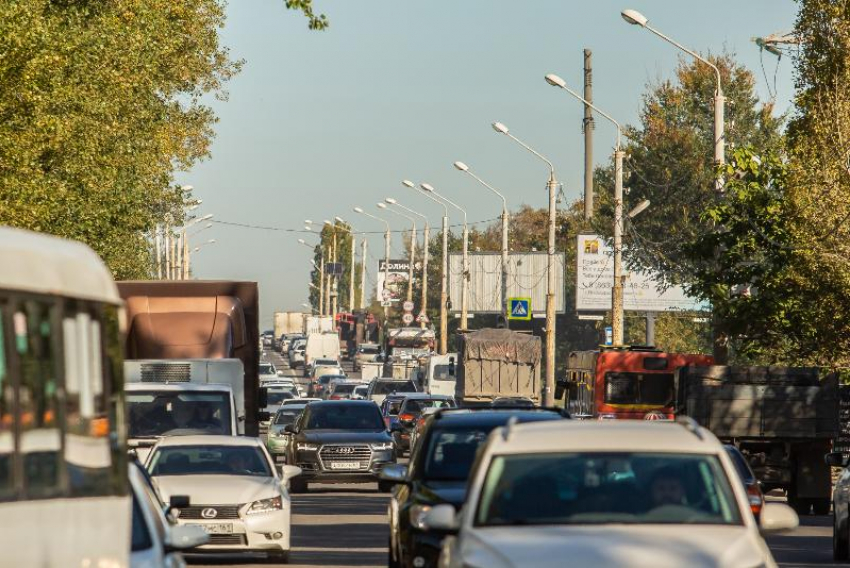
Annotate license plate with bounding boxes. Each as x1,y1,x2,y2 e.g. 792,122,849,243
189,523,233,534
329,461,360,470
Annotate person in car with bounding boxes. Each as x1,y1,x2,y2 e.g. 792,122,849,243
649,467,687,508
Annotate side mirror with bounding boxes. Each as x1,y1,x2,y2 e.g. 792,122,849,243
280,464,302,483
826,452,850,468
420,503,459,533
165,524,209,551
448,357,456,377
277,370,285,377
759,503,799,534
284,424,298,434
378,464,408,485
258,387,269,408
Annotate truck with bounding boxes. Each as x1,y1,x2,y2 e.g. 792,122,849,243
304,315,334,335
386,327,435,361
274,311,305,342
676,365,839,515
304,332,342,374
454,328,541,406
117,280,263,436
418,353,458,397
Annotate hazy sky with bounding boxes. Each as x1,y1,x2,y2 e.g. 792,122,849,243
180,0,799,327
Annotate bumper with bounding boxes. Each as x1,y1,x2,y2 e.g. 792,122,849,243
178,509,290,554
294,449,395,484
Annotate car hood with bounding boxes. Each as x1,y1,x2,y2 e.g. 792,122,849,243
301,430,391,444
418,480,467,507
460,525,770,568
154,474,280,505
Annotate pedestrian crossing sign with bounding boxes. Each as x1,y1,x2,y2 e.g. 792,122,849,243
507,297,532,320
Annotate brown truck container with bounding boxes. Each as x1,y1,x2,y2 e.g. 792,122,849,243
117,281,261,435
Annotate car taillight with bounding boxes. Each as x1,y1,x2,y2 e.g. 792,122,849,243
399,413,415,422
747,483,763,516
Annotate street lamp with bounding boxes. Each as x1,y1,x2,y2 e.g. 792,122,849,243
420,183,469,333
378,202,416,306
323,220,341,319
386,197,430,329
299,237,326,316
545,72,628,347
621,8,724,188
453,161,510,326
491,120,558,406
354,206,392,323
404,180,450,354
180,214,214,280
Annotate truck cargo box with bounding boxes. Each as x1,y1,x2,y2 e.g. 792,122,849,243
456,328,541,404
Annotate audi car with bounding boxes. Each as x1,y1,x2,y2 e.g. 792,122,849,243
283,400,397,492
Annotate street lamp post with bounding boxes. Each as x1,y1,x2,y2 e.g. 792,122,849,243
454,161,510,327
181,213,214,280
386,198,430,329
545,73,627,347
354,207,392,323
378,202,416,305
420,184,468,333
333,216,357,313
404,180,450,354
299,237,325,316
491,121,558,407
324,220,340,320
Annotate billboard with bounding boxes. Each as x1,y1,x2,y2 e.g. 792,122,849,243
376,259,413,304
448,252,566,314
576,233,703,312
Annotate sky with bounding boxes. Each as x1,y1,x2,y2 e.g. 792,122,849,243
180,0,800,327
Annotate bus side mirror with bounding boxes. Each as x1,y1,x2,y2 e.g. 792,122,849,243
448,357,455,376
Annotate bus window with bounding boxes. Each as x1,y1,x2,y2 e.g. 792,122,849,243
15,301,62,500
0,310,14,501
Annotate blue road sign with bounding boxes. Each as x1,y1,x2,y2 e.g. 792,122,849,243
507,297,532,321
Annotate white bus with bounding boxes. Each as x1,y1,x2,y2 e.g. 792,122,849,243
0,227,129,567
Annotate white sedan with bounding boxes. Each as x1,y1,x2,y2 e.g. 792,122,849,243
145,435,301,563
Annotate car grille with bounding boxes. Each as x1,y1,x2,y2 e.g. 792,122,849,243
319,444,372,470
177,504,242,520
206,534,247,546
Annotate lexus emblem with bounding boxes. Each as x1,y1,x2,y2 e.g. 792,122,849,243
201,508,218,519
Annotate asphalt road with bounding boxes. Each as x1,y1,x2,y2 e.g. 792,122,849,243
188,347,838,568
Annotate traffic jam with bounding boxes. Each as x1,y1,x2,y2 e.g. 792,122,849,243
4,227,846,567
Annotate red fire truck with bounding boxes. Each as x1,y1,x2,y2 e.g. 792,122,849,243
559,346,713,420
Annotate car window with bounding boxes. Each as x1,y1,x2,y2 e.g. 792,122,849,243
149,445,272,477
304,405,384,431
127,391,232,437
432,364,455,381
267,391,294,405
475,452,742,527
402,399,454,414
424,428,491,481
384,400,402,415
274,408,305,425
375,381,416,395
259,363,275,374
725,448,756,485
131,493,153,552
333,384,356,394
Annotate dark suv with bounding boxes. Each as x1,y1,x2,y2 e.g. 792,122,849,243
382,408,568,568
284,400,397,492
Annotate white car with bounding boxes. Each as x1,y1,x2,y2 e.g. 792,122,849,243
424,419,799,568
259,362,283,384
130,462,208,568
145,435,301,563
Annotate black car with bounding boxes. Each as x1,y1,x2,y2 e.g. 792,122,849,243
390,394,456,455
382,408,568,568
283,400,397,492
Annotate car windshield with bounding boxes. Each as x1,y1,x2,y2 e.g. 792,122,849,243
432,364,455,381
127,391,232,437
333,384,356,394
424,428,492,481
259,363,275,374
315,359,337,366
267,390,294,405
475,452,742,527
304,404,384,431
274,407,306,425
149,445,272,477
375,381,416,395
385,400,403,415
402,399,454,414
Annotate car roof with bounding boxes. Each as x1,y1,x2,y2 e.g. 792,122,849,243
126,383,233,393
399,393,453,400
153,435,262,448
487,420,722,455
306,400,379,408
429,408,563,429
283,398,320,405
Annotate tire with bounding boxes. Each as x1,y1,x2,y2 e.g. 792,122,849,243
815,498,832,516
836,513,850,561
378,481,394,493
266,550,290,564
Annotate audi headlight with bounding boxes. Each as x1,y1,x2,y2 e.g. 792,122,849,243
409,504,432,530
370,442,393,451
246,496,283,515
297,443,319,451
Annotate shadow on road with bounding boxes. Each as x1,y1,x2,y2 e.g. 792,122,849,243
289,549,386,566
767,515,836,567
294,495,389,517
292,522,388,550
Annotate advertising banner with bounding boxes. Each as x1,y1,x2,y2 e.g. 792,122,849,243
376,259,412,304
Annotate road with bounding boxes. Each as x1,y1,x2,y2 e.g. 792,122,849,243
190,348,836,568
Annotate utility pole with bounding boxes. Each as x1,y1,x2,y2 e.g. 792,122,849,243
319,253,326,316
612,149,625,346
384,228,391,322
421,223,430,329
407,224,415,303
349,234,356,312
332,229,338,319
545,173,558,407
360,239,367,311
583,48,594,220
440,215,448,354
646,312,656,346
181,229,189,280
155,225,163,280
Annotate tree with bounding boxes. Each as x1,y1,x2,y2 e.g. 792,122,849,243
308,223,353,313
284,0,328,30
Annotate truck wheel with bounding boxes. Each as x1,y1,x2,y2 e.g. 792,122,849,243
815,498,832,516
835,515,849,561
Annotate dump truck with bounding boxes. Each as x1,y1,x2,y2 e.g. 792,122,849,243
675,365,840,515
117,280,263,436
454,328,541,406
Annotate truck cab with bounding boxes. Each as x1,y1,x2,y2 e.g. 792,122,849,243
420,353,457,396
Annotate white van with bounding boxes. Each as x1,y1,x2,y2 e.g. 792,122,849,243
304,332,341,375
421,353,457,397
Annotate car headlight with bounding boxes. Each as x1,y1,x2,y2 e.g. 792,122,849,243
370,442,393,451
409,504,432,530
297,443,319,451
246,496,283,515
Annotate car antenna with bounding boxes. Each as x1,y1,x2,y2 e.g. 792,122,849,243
502,416,519,442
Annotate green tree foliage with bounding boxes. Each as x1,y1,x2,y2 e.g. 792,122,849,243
308,223,353,314
284,0,328,30
0,0,240,278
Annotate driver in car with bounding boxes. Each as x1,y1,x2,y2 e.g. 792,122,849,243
649,467,687,508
